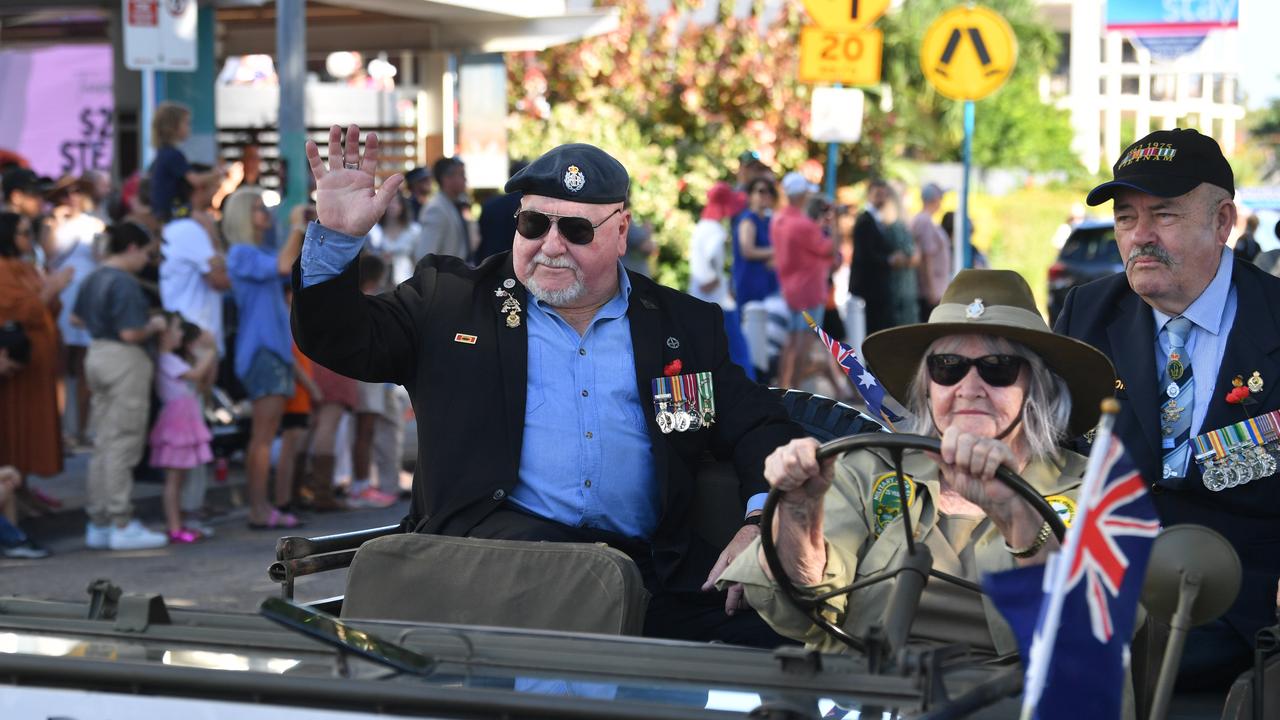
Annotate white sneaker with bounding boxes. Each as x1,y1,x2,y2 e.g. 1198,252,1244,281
107,519,169,551
86,523,111,550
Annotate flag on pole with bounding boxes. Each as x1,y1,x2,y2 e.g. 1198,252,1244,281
802,312,902,428
984,432,1160,720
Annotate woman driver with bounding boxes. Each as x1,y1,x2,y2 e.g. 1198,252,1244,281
718,270,1116,657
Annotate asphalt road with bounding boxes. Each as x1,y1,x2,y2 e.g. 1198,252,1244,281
0,502,408,611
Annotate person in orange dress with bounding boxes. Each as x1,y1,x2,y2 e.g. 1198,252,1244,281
0,212,72,514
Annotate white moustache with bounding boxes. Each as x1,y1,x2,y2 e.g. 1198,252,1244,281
533,254,579,271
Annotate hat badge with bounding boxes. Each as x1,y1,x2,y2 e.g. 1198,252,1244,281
965,298,985,319
563,164,586,193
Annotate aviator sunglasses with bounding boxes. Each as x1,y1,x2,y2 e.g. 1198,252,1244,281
514,208,622,246
926,354,1026,388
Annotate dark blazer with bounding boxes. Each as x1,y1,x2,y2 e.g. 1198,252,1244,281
1054,259,1280,644
292,252,804,592
850,209,895,334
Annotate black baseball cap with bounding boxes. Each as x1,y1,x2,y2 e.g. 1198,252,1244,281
2,168,52,199
504,143,628,204
1086,128,1234,206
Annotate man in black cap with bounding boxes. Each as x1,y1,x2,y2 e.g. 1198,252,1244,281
403,166,432,222
1055,128,1280,690
292,125,803,647
3,168,51,222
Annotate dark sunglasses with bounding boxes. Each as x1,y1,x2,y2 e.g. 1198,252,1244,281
926,354,1026,388
514,208,622,246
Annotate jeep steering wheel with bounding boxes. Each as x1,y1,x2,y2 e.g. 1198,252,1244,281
759,433,1067,652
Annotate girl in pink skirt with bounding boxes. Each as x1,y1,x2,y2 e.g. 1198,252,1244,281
150,313,217,543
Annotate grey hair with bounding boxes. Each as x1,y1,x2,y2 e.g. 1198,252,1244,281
903,334,1073,464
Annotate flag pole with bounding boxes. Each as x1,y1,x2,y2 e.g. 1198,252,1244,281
1019,398,1122,720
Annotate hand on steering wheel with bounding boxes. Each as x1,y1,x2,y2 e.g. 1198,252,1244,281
760,433,1067,652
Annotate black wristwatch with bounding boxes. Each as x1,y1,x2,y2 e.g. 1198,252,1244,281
742,514,762,527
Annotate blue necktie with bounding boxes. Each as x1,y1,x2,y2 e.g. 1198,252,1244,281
1159,316,1194,487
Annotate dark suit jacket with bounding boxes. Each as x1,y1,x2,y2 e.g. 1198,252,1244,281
850,210,895,334
1054,260,1280,644
292,252,804,592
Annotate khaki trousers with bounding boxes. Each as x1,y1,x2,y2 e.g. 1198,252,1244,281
85,340,153,527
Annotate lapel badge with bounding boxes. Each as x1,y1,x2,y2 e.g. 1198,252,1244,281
1249,371,1264,394
563,165,586,193
965,298,985,319
1232,375,1245,388
503,278,515,289
453,333,477,345
496,285,522,328
666,336,680,349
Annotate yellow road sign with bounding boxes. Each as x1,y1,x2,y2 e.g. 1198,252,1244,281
802,0,890,31
920,5,1017,101
799,27,883,86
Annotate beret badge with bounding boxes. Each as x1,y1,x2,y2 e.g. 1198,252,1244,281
563,164,586,193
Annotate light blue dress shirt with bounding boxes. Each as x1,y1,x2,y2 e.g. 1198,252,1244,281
1151,247,1237,438
509,268,661,539
300,222,364,287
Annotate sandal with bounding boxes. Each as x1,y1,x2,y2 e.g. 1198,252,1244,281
248,508,303,530
168,527,205,544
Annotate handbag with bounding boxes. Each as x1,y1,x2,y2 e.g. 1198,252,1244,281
0,321,30,364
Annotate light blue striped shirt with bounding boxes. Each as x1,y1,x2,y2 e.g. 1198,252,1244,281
1151,247,1237,438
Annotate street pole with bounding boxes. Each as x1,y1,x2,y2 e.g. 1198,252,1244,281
824,82,841,201
957,99,974,272
276,0,307,227
140,68,155,170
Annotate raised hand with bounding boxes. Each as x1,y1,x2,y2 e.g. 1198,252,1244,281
305,125,404,237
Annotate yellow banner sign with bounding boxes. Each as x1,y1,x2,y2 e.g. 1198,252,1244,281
799,27,883,86
802,0,891,30
920,5,1017,101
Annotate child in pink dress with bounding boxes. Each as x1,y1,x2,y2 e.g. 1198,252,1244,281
150,313,217,543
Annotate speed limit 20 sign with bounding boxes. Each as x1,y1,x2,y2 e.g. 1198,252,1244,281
799,28,883,86
799,0,886,86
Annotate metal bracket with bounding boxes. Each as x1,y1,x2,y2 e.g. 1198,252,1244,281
772,646,823,676
908,642,968,710
86,578,122,620
112,594,172,632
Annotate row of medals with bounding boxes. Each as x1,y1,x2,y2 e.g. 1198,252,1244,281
1178,369,1278,492
654,394,701,434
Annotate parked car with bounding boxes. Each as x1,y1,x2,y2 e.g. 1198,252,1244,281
1046,219,1121,326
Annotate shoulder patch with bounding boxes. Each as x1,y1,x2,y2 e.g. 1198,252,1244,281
1046,494,1077,528
872,472,917,536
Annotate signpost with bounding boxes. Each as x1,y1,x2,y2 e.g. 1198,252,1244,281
920,5,1016,274
800,0,887,200
123,0,197,168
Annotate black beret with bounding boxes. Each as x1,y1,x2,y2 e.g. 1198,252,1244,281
504,143,628,204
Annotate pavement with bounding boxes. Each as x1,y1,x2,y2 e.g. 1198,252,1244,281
17,449,248,544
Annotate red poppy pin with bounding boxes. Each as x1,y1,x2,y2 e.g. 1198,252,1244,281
663,359,683,377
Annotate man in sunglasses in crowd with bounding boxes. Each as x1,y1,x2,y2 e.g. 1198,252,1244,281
292,126,805,646
1055,128,1280,691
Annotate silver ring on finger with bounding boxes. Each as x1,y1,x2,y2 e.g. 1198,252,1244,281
344,161,360,170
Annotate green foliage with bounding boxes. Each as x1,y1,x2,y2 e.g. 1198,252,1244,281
1249,98,1280,136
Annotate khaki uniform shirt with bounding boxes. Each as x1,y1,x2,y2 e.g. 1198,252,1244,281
720,448,1086,656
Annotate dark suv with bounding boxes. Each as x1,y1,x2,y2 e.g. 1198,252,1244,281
1047,219,1121,325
